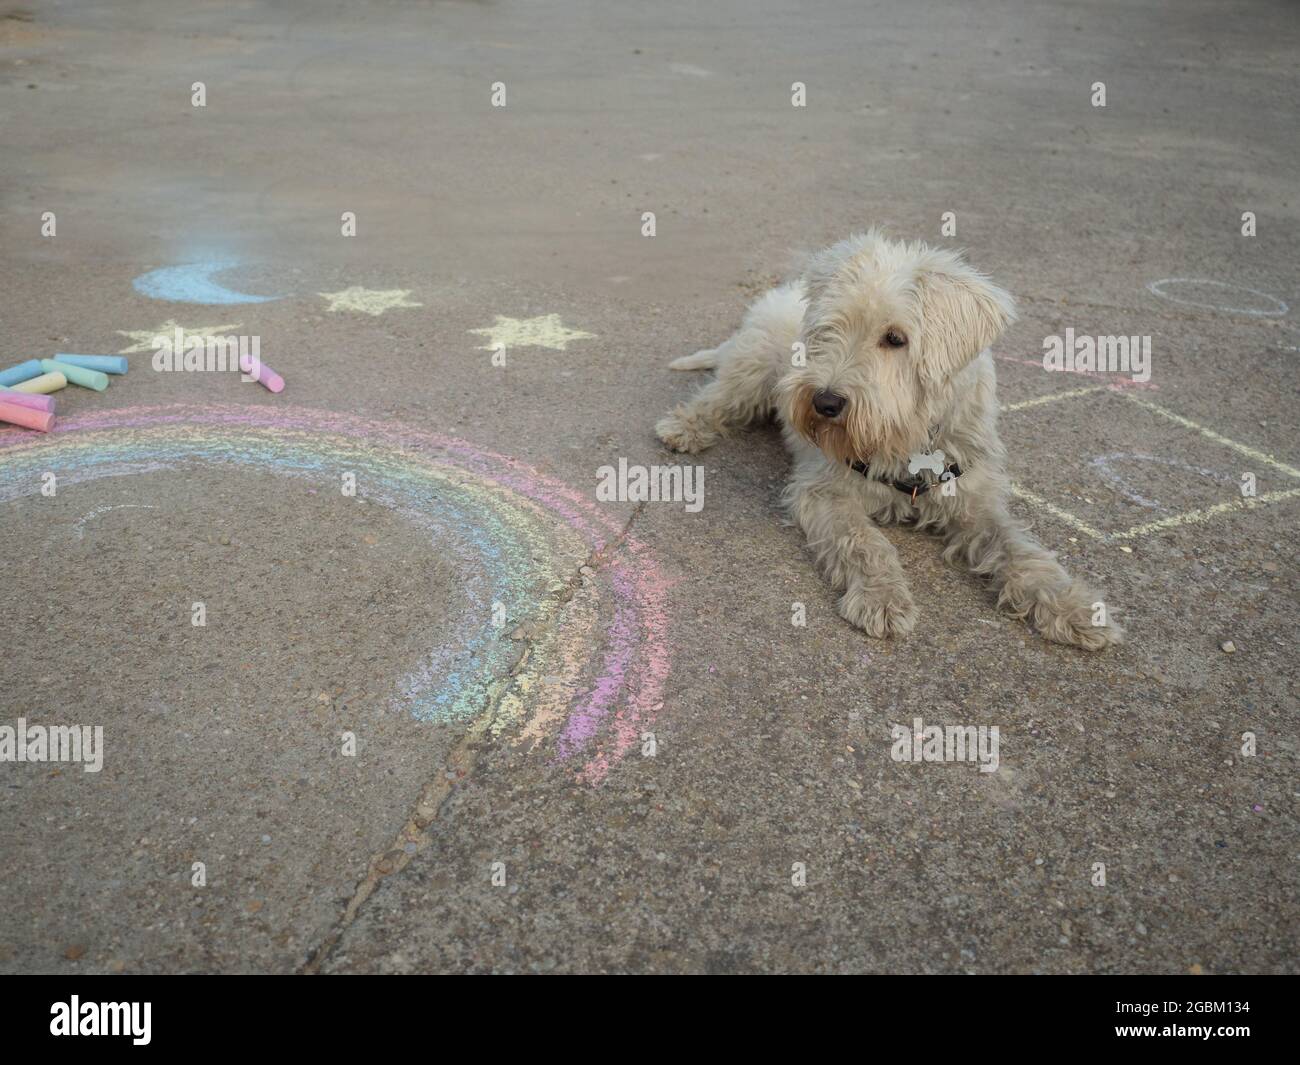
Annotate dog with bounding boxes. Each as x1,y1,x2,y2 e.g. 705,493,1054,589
655,231,1121,649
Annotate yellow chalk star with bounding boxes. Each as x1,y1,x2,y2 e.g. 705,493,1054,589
117,320,243,354
469,314,596,352
319,286,422,316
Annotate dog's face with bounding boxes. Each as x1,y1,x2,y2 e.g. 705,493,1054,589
778,232,1016,464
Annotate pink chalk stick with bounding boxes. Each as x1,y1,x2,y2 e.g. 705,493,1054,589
239,354,285,394
0,387,55,413
0,398,55,432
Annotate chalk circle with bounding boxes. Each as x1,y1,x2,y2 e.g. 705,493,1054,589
0,404,670,786
1146,278,1288,317
1089,452,1235,511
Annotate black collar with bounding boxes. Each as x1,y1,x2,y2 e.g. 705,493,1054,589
847,457,963,501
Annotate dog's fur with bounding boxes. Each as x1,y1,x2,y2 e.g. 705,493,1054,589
656,231,1121,649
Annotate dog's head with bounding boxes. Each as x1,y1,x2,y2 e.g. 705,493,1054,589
778,231,1016,464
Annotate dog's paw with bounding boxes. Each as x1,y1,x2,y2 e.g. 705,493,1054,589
1027,584,1124,651
838,586,918,639
655,409,717,453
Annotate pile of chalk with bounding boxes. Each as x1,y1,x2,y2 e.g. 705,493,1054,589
0,351,287,434
0,355,127,434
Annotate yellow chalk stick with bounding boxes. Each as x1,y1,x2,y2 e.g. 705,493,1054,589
9,371,67,394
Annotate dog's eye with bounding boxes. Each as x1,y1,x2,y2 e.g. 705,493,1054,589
883,330,908,348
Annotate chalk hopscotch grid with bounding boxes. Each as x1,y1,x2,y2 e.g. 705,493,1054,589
1000,386,1300,543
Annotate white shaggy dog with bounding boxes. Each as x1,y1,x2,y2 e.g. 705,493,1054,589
656,231,1121,649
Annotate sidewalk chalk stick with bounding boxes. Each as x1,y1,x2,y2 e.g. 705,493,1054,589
0,398,54,433
0,386,55,412
240,354,285,394
54,354,129,375
0,360,44,387
10,371,66,394
43,359,108,392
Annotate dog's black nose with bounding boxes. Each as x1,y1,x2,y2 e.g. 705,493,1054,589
812,390,847,418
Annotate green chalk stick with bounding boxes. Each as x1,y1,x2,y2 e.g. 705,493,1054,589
43,358,108,392
54,354,129,375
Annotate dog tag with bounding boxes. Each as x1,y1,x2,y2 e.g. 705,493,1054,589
906,449,946,479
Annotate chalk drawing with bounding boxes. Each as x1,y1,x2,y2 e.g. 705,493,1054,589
117,321,242,355
0,404,670,786
1111,488,1300,541
1008,483,1106,541
1146,278,1288,317
1002,389,1300,543
1088,453,1235,510
470,314,596,352
318,287,422,316
1122,394,1300,480
1001,386,1105,412
994,353,1157,392
133,261,282,305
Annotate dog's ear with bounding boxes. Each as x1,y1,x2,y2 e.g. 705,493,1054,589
914,255,1017,382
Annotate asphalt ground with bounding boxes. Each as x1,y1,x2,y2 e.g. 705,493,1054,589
0,0,1296,973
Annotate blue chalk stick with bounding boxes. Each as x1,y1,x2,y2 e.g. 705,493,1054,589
54,354,129,375
0,360,44,387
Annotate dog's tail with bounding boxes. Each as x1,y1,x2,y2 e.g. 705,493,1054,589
668,348,719,371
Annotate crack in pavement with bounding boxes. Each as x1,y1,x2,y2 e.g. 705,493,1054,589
298,500,647,974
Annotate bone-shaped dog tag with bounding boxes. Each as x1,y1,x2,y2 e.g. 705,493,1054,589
907,449,946,478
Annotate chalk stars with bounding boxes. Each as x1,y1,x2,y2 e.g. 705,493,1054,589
319,287,423,316
469,314,596,352
117,320,242,354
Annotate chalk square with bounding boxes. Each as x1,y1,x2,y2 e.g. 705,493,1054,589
1001,389,1300,543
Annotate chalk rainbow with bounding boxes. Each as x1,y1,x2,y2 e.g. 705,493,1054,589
0,404,670,784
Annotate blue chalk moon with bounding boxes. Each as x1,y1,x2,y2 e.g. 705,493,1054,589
133,261,283,305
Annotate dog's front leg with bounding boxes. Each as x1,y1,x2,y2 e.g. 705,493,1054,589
942,495,1122,649
788,474,918,638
